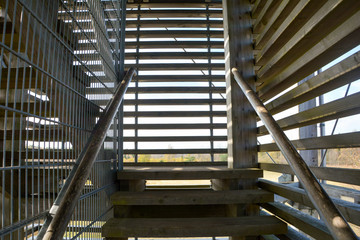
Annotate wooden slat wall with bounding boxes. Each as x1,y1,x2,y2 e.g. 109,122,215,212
251,0,360,153
77,0,226,161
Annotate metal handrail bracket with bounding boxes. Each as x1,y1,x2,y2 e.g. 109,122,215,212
38,67,136,240
232,67,358,240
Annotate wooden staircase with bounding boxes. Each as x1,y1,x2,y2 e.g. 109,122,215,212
102,164,287,239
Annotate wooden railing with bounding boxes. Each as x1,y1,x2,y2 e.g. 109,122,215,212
232,68,358,240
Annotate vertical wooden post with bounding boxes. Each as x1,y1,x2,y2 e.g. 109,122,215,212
223,0,257,169
222,1,258,239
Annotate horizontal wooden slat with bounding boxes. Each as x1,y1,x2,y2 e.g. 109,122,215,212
118,166,262,180
258,132,360,151
258,179,360,225
77,52,224,61
126,9,223,18
123,123,226,130
94,99,226,106
257,7,360,101
259,163,360,186
123,161,227,167
123,111,226,117
261,202,332,240
125,41,224,49
102,216,286,238
111,189,273,205
89,74,225,84
88,87,225,95
253,0,282,34
75,30,224,40
258,92,360,135
85,63,225,72
125,20,224,28
265,51,360,115
123,136,226,142
254,0,298,51
123,148,227,155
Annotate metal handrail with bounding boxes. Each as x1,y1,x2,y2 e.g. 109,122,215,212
38,67,136,240
232,68,358,240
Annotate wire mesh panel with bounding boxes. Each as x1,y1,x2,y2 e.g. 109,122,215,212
0,0,124,239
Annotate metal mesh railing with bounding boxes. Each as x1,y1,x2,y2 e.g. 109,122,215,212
0,0,125,239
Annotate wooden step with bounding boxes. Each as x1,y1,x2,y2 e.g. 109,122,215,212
118,166,262,180
102,216,287,238
111,189,273,205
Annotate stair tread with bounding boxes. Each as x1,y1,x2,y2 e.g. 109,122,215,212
117,166,263,180
111,189,273,205
102,216,287,238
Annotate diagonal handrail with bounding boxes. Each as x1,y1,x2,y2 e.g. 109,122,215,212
231,68,358,240
37,67,136,240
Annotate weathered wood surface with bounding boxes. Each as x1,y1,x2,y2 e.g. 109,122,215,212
259,163,360,186
258,92,360,135
123,148,227,155
259,179,360,225
258,132,360,152
117,166,262,180
111,189,273,205
261,202,332,240
102,216,287,238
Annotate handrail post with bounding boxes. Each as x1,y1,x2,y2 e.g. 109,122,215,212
231,67,358,240
40,67,136,240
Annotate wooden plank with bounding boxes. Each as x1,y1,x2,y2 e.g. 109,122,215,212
75,30,224,40
259,163,360,186
265,51,360,115
258,92,360,135
254,0,325,66
125,41,224,49
251,0,267,19
123,111,226,117
102,216,287,238
90,74,225,84
261,202,332,240
123,148,227,155
125,20,224,28
258,8,360,101
111,189,273,205
258,179,360,225
93,99,226,106
123,123,227,130
123,162,227,167
89,87,225,95
124,136,226,142
126,9,223,18
258,132,360,152
255,0,299,50
77,52,224,61
117,166,263,180
85,63,225,71
253,0,282,34
256,0,360,79
135,75,225,82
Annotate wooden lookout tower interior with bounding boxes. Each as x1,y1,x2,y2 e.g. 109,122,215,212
0,0,360,239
